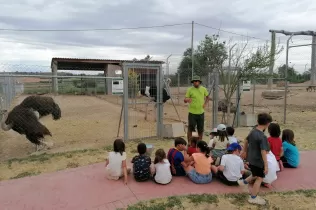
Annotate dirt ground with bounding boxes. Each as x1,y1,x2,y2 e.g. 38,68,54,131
126,191,316,210
1,83,316,180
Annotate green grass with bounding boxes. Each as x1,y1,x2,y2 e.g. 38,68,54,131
10,170,41,179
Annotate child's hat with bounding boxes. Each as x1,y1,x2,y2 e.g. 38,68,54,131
210,128,217,134
217,124,226,132
227,143,242,151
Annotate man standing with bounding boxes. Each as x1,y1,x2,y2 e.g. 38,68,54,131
184,76,209,143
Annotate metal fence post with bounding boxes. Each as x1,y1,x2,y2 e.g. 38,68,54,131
177,73,180,105
123,63,129,141
156,65,163,138
213,69,219,128
252,79,256,114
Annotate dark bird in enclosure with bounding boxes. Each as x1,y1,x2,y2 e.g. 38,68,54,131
139,85,171,121
1,95,61,151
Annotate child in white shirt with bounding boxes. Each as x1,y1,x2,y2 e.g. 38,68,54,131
262,149,279,188
226,126,238,144
214,143,249,186
152,149,172,185
105,139,131,184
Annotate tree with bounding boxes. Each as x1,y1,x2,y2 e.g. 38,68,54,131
219,40,283,124
176,35,227,82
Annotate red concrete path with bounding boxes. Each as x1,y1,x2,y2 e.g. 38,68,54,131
0,151,315,210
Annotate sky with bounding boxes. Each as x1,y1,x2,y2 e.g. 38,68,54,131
0,0,315,75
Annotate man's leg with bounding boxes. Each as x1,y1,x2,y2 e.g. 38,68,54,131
187,113,196,145
197,113,205,141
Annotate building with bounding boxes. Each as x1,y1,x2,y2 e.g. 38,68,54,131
50,57,164,94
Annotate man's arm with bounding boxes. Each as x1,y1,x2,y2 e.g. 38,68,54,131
203,88,210,107
184,88,192,103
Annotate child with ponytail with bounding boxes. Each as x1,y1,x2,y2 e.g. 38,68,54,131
183,140,216,184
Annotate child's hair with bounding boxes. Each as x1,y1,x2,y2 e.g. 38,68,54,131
197,140,211,158
218,130,229,142
226,126,235,136
154,149,166,164
268,123,281,137
190,137,199,147
113,139,125,155
137,143,147,155
257,113,272,125
174,137,187,147
282,129,296,146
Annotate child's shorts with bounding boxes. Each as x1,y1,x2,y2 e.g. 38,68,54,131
173,165,186,176
187,169,212,184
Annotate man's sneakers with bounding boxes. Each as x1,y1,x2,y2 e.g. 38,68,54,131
248,195,266,205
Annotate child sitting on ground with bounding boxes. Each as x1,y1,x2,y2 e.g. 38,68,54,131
262,145,279,188
187,137,199,156
208,128,218,147
167,137,188,176
131,143,152,182
211,124,230,165
226,126,238,144
152,149,172,185
213,143,249,186
105,139,131,185
267,122,284,171
281,129,300,168
183,140,215,184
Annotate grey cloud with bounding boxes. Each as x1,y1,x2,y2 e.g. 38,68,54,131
0,0,315,73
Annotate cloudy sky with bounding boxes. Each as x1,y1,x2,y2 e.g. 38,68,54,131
0,0,315,74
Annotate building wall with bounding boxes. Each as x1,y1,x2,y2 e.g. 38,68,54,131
106,64,122,95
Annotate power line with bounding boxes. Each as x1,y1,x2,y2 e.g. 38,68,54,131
0,23,191,32
195,22,269,42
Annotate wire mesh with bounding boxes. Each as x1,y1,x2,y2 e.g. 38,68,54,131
0,71,125,161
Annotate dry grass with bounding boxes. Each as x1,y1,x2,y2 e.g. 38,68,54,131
125,190,316,210
1,83,316,181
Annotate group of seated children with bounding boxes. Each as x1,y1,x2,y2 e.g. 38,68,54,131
104,116,300,199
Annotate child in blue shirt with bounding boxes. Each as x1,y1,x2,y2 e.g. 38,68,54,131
281,129,300,168
167,137,187,176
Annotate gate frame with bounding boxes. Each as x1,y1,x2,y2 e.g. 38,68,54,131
122,62,164,141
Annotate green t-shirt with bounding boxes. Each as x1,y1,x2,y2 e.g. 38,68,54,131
185,86,209,114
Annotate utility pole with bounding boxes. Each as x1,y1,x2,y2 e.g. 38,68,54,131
191,21,194,79
268,31,276,89
166,54,172,78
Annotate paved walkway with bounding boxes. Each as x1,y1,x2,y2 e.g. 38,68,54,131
0,151,315,210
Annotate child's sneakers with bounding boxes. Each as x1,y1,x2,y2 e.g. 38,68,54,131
248,195,266,205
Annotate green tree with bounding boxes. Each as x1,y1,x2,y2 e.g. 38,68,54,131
177,35,227,82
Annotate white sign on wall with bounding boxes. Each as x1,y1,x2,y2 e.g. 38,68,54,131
242,80,251,91
112,79,123,95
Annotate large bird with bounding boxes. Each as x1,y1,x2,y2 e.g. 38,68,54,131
139,85,171,121
1,95,61,151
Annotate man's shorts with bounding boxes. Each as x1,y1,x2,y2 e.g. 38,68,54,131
249,164,265,178
188,112,204,133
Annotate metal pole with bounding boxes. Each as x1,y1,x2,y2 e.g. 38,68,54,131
268,31,276,89
284,34,294,124
235,81,241,127
191,21,194,79
252,79,256,114
311,36,316,85
227,44,237,125
177,73,180,105
123,63,129,141
213,69,219,127
166,54,172,78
